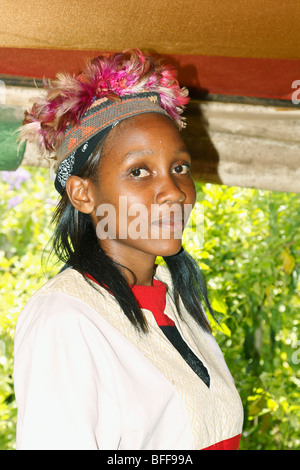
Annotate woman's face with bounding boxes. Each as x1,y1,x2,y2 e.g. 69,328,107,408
89,113,196,260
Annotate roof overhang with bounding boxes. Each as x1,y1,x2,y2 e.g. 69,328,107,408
1,0,299,192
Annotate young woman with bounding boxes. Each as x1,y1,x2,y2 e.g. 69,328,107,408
14,50,243,450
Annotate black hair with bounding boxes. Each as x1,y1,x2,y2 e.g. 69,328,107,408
50,138,215,334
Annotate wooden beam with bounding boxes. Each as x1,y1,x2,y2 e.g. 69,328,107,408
182,100,300,193
2,85,300,193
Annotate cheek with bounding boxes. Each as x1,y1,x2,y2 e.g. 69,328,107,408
118,193,152,239
93,167,122,206
184,178,197,206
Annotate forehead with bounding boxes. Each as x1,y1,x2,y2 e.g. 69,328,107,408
102,113,185,160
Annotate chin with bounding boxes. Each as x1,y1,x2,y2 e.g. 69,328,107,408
150,239,183,257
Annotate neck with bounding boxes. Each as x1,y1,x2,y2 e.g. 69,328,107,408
100,241,157,286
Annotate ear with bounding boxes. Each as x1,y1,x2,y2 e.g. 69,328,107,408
66,176,95,214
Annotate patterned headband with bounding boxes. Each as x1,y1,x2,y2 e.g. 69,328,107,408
55,92,168,193
18,50,189,194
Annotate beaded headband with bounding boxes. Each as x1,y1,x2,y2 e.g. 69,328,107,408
18,50,189,193
55,92,168,193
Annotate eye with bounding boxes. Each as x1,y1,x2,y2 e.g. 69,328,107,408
172,163,191,175
130,167,150,178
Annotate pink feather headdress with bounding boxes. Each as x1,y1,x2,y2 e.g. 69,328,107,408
18,49,189,169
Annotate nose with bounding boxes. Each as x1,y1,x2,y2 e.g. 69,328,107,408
154,173,186,205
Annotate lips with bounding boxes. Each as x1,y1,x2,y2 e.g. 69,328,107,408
151,212,184,229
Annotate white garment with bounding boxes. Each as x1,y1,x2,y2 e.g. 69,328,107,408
14,265,243,450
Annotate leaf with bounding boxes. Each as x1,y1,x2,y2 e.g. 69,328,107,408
248,396,265,416
266,398,279,412
211,297,227,315
219,322,231,337
260,412,271,433
280,250,295,275
198,261,211,271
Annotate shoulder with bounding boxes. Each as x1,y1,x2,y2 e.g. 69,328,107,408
32,267,93,298
15,291,95,350
30,267,113,312
15,269,114,350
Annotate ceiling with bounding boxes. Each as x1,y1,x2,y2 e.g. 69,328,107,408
1,0,299,192
0,0,299,101
1,0,299,58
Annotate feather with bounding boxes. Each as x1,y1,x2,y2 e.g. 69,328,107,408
18,49,189,162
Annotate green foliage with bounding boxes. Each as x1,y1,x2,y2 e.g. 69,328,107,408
0,168,299,449
183,184,300,449
0,167,60,449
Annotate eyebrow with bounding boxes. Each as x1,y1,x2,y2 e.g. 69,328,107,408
122,149,155,160
122,146,191,161
177,147,192,158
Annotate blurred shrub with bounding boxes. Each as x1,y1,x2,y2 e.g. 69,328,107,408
0,167,299,449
